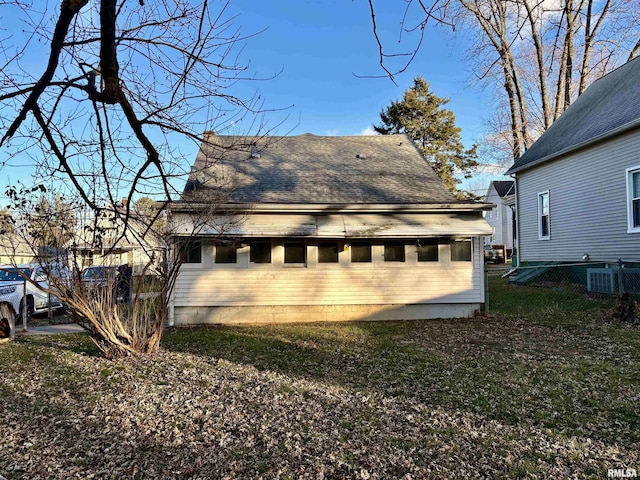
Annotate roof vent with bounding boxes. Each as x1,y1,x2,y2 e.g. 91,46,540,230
356,153,367,159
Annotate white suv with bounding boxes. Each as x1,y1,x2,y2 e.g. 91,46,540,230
0,264,66,326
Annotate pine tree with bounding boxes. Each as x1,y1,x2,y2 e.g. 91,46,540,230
374,77,478,195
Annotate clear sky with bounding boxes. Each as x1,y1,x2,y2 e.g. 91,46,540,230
227,1,489,143
0,1,507,200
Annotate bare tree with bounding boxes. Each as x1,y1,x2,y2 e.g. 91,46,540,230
0,1,277,355
365,0,640,163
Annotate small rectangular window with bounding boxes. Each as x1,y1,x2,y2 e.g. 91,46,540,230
451,240,472,262
318,241,339,263
538,191,550,240
350,242,372,263
179,239,202,264
627,167,640,233
417,240,438,262
284,242,306,264
215,244,237,264
384,242,405,262
250,241,271,264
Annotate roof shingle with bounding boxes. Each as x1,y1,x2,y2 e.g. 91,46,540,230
183,133,458,205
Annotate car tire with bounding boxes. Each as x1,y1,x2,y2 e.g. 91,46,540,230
18,297,34,323
0,303,14,339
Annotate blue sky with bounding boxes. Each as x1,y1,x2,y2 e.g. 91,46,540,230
0,1,504,200
229,1,488,144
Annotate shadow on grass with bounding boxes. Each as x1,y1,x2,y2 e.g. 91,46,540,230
163,312,640,449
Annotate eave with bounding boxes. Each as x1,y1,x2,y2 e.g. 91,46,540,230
507,118,640,175
168,202,493,214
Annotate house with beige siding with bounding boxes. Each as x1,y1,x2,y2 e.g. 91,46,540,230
506,56,640,268
168,133,492,325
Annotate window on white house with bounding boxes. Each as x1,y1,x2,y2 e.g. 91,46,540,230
284,242,306,264
318,241,339,263
627,166,640,233
384,242,405,262
250,241,271,264
538,191,550,240
350,242,372,263
178,239,202,264
215,244,237,264
417,240,438,262
451,240,472,262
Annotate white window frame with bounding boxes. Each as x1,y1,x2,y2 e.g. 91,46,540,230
538,190,550,240
626,166,640,233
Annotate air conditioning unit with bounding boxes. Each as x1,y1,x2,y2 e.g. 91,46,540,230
588,267,640,294
587,268,616,294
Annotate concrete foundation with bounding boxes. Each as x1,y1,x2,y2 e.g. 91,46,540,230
173,303,481,325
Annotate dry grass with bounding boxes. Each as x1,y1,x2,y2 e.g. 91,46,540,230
1,301,639,478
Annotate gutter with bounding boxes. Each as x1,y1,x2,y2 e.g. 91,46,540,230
168,202,494,214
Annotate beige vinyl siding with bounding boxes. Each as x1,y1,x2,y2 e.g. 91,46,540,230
517,130,640,262
174,237,483,308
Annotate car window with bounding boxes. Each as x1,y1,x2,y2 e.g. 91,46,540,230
0,268,33,281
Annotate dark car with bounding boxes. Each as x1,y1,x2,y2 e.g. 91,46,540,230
484,245,505,264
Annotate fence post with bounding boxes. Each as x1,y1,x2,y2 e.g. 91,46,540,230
617,259,635,323
22,279,27,332
485,270,490,313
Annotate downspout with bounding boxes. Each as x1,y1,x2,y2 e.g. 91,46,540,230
511,172,520,268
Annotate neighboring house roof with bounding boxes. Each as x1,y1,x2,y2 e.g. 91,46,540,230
182,133,464,205
491,180,514,198
507,56,640,174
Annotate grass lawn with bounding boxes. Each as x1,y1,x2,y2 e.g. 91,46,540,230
0,277,638,478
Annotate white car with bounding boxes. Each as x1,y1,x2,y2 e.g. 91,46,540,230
0,264,66,324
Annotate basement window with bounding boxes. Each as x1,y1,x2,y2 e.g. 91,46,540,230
250,241,271,264
350,242,372,263
178,239,202,264
451,240,472,262
215,244,237,264
417,240,439,262
318,241,339,263
384,242,405,262
284,242,306,264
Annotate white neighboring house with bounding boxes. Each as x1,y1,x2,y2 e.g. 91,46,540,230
506,57,640,266
167,133,492,325
483,180,515,255
69,205,164,276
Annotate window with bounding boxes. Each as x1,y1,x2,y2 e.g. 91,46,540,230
627,166,640,233
384,242,405,262
284,242,306,264
451,240,472,262
538,191,550,240
250,241,271,264
350,242,372,263
178,239,202,264
215,244,237,264
318,241,339,263
417,240,438,262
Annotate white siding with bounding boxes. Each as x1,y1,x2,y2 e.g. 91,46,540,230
517,130,640,262
173,237,484,315
484,185,514,249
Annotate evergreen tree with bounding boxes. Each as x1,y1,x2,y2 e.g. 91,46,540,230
374,77,478,195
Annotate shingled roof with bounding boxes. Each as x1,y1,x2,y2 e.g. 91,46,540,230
507,56,640,174
182,133,459,205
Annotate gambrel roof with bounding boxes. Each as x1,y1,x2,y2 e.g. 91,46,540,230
507,56,640,174
182,133,463,205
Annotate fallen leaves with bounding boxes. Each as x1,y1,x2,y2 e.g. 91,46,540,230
0,313,638,479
